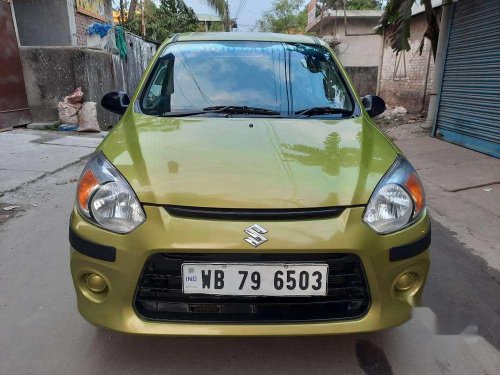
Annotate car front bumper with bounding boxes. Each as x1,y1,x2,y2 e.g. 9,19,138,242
69,205,430,336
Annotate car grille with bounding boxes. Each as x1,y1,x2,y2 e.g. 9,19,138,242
134,253,370,323
164,205,345,221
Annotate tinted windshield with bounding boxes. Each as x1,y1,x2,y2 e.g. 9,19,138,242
140,41,354,117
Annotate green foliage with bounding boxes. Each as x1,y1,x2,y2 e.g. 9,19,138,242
257,0,308,34
150,0,198,40
376,0,440,59
203,1,231,31
317,0,382,11
377,0,414,52
122,0,198,43
345,0,382,10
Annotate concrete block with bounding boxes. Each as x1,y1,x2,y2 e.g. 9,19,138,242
27,121,60,130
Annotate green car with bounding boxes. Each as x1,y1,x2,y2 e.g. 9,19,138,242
70,32,430,336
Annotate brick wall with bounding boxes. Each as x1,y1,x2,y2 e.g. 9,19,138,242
74,0,113,46
75,11,95,46
379,11,439,113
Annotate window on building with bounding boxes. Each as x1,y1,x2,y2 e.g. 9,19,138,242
393,51,407,80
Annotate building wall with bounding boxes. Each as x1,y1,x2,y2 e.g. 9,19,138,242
112,32,157,97
378,12,438,113
327,20,382,68
345,67,378,97
74,0,113,46
75,11,95,46
314,18,382,68
13,0,73,46
19,34,156,129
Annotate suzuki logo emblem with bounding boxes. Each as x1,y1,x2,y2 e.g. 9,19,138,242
244,224,268,248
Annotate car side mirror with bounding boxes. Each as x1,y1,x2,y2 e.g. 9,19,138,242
362,95,386,118
101,91,130,115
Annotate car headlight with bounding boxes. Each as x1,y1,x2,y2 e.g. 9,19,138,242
76,151,145,234
363,156,425,234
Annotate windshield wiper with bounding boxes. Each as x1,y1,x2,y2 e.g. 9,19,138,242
203,106,281,116
294,107,352,117
160,106,281,117
160,110,215,117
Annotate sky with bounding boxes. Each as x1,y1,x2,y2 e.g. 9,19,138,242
186,0,300,32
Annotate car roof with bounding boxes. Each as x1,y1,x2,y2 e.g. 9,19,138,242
175,32,320,44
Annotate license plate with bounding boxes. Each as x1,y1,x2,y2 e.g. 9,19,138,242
182,263,328,296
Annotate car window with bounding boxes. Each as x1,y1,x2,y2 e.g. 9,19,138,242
287,44,353,112
141,41,286,115
140,41,354,117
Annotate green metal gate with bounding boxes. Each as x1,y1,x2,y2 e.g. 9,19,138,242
434,0,500,158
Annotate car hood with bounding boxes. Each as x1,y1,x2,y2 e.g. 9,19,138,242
100,113,397,208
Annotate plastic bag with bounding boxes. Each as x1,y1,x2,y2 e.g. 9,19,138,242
77,102,100,132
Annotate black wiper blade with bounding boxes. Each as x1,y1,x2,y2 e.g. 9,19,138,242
160,106,281,117
160,110,212,117
203,105,281,116
294,107,352,117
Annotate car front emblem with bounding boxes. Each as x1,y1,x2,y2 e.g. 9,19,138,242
244,224,268,248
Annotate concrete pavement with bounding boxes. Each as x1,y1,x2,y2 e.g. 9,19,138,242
395,135,500,271
0,129,499,374
0,129,104,193
0,159,499,374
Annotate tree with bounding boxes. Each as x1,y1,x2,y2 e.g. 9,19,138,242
376,0,446,60
345,0,382,10
204,1,232,31
121,0,198,42
128,0,138,22
118,0,231,35
316,1,382,12
257,0,308,34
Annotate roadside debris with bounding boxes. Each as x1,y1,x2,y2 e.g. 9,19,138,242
3,205,20,211
58,124,78,132
77,102,100,132
56,88,100,132
86,23,118,54
56,178,78,186
57,88,84,124
483,188,493,192
391,106,408,117
27,121,61,130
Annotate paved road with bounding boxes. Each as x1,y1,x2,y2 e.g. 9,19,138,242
1,160,499,375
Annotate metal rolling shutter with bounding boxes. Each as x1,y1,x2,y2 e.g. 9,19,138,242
435,0,500,158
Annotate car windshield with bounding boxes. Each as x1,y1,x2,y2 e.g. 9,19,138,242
139,41,354,117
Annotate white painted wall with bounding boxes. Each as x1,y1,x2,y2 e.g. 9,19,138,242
319,18,382,68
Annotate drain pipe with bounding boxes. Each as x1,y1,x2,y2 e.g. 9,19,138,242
424,0,454,133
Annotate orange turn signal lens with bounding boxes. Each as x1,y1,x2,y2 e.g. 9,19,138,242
77,169,99,211
405,173,425,214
